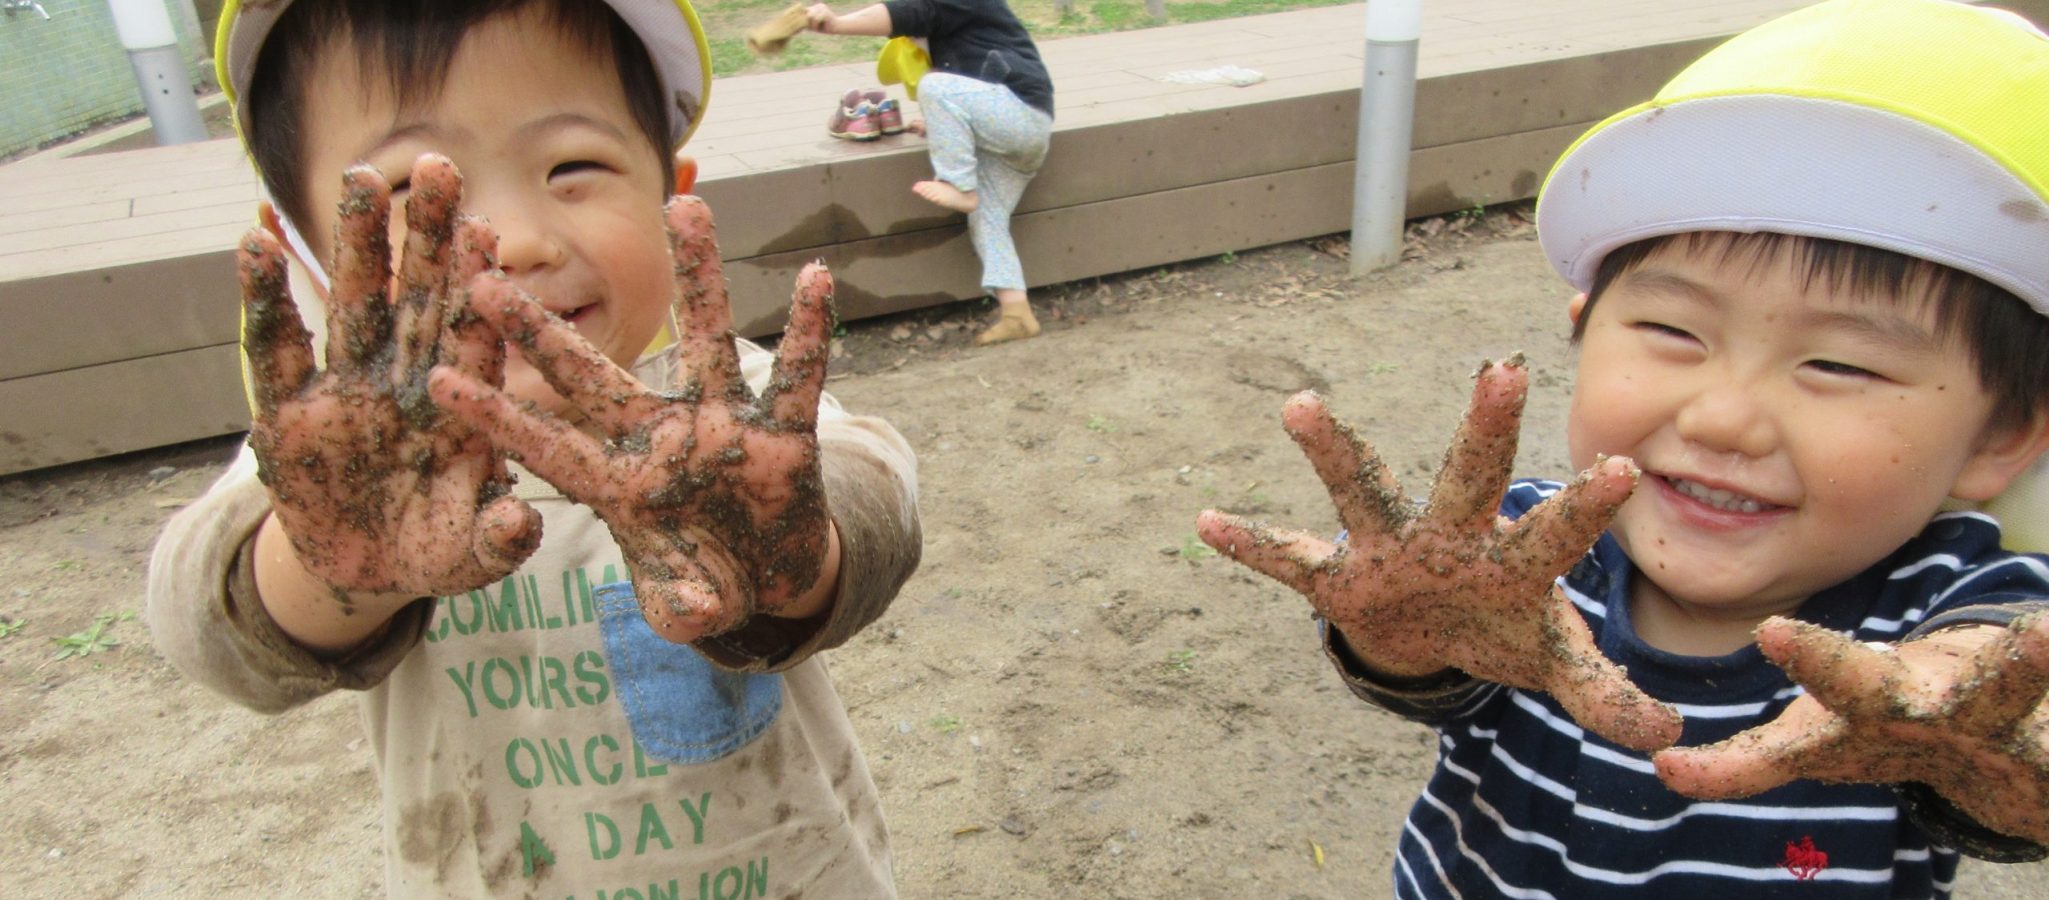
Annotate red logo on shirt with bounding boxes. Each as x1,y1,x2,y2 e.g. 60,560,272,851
1781,835,1829,881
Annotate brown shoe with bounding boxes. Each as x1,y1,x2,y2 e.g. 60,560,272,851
973,313,1041,346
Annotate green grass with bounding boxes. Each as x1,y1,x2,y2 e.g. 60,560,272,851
0,618,23,638
52,611,134,661
1162,648,1198,673
1178,534,1218,560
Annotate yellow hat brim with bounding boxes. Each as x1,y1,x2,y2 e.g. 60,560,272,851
1537,0,2049,316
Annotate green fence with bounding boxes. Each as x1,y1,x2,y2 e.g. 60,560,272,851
1,0,209,158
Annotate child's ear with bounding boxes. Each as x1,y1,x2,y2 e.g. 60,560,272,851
1567,292,1589,328
673,151,698,196
1951,411,2049,502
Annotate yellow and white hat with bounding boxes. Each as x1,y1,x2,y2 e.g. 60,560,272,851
1536,0,2049,319
214,0,713,150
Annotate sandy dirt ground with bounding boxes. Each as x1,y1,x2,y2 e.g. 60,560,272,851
4,215,2046,897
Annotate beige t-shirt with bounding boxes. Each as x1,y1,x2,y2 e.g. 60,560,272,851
146,344,921,898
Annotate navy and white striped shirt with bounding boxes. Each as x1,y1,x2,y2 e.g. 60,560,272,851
1335,479,2049,899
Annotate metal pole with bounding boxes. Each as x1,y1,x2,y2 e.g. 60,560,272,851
107,0,207,145
1349,0,1421,274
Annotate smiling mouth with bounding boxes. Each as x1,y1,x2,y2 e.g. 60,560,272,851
1664,476,1778,514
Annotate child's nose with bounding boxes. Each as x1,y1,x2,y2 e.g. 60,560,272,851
1674,380,1776,458
473,197,565,274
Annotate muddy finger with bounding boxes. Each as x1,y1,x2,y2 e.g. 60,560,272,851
1197,509,1341,600
1532,602,1683,750
638,581,745,645
764,261,834,430
325,166,397,374
472,494,543,576
1757,616,1903,719
464,274,660,432
1426,356,1530,528
444,274,507,389
1654,732,1802,800
1951,613,2049,736
1279,391,1407,540
393,155,462,374
427,365,612,504
1550,654,1684,752
666,195,745,403
1502,455,1637,576
238,228,316,417
452,216,499,284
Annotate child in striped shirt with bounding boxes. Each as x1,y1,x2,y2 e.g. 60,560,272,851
1199,1,2049,896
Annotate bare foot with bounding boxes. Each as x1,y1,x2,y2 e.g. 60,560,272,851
913,180,978,214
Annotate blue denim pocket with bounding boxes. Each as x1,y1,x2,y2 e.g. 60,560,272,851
594,581,783,764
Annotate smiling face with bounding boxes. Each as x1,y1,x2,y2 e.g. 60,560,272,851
1566,237,2042,635
294,5,674,418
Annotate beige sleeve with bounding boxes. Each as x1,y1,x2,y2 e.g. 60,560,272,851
693,341,923,672
142,446,432,713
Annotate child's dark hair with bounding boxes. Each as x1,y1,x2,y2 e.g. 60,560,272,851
245,0,674,234
1579,231,2049,434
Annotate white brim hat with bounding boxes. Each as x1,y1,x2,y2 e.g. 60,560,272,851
214,0,712,151
1536,0,2049,319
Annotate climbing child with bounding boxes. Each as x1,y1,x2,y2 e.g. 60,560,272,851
807,0,1054,345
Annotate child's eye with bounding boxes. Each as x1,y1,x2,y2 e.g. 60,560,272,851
1805,359,1881,379
549,160,608,180
1631,321,1696,342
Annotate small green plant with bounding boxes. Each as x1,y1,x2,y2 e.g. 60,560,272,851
0,618,24,638
1178,534,1217,560
1218,250,1237,265
1453,201,1486,220
1086,415,1116,433
927,714,964,734
53,611,132,660
53,559,83,571
1368,361,1401,375
1163,649,1198,674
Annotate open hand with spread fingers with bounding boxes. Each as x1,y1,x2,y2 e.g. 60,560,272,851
429,195,836,645
1197,356,1684,751
1656,613,2049,845
239,155,541,603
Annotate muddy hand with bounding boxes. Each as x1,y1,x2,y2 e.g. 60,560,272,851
429,195,833,645
241,155,540,597
1657,613,2049,842
1197,357,1681,751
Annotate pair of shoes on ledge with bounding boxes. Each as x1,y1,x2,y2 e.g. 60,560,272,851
828,88,905,141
